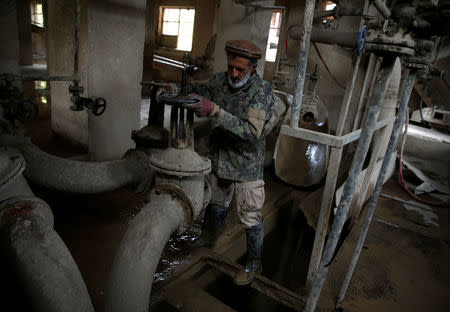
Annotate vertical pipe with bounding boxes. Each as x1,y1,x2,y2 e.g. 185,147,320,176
289,0,316,128
74,0,80,77
303,56,396,312
352,54,376,131
336,71,415,308
358,57,382,129
336,55,361,136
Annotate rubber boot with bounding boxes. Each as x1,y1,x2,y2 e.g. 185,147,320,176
234,219,264,285
189,204,229,248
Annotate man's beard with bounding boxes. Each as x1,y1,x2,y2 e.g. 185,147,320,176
228,70,252,89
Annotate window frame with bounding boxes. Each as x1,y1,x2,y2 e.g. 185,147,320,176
158,5,196,52
265,9,283,63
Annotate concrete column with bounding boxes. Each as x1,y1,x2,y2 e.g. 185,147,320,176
0,0,21,76
87,0,146,160
213,0,274,76
47,0,88,148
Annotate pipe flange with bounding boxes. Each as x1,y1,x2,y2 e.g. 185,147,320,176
403,56,430,70
0,196,54,230
149,183,194,233
0,147,26,192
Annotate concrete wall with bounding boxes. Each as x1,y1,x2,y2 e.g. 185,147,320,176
0,0,21,75
213,0,274,77
87,0,146,161
47,0,88,149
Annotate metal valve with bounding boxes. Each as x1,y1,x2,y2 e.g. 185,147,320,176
68,80,107,116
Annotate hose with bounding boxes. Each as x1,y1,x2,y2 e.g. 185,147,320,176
398,108,450,206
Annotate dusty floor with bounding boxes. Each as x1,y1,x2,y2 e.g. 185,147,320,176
4,110,450,312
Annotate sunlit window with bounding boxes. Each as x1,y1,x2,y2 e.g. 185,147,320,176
35,81,47,89
161,8,195,51
31,3,44,27
265,10,283,62
326,2,337,10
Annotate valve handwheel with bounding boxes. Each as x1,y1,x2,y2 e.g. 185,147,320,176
92,97,106,116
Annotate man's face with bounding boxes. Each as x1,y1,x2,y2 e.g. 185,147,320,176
227,55,254,84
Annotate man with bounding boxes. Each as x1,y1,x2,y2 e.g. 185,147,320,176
166,40,274,285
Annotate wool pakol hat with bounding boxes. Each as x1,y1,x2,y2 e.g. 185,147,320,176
225,40,262,59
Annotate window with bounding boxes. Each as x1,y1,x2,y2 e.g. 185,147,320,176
161,8,195,51
31,2,44,27
325,2,337,10
265,10,282,62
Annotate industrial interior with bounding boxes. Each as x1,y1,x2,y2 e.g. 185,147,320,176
1,0,449,311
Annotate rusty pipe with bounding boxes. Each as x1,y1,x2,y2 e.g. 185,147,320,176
0,148,94,312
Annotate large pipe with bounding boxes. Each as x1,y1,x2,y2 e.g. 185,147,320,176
304,56,396,312
290,0,317,128
0,148,94,312
335,70,416,309
289,26,360,49
105,193,185,312
0,135,152,194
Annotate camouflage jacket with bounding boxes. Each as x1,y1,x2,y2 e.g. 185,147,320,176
188,72,274,181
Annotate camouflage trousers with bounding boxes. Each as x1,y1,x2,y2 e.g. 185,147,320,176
210,174,265,228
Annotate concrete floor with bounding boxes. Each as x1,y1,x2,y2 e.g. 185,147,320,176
9,110,450,312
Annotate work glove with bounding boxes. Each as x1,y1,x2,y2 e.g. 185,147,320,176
184,93,220,117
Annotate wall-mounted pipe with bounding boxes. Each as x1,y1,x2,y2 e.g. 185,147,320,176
0,135,153,194
105,193,185,312
0,148,94,312
289,26,361,49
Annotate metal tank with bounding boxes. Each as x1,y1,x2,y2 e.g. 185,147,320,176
275,65,329,187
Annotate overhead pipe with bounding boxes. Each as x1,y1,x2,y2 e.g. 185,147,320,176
314,6,362,20
289,25,361,49
370,0,391,19
0,147,94,312
290,0,317,128
0,135,153,194
335,70,416,309
304,55,397,312
233,0,285,9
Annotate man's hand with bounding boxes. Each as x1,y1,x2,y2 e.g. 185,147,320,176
184,93,220,117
